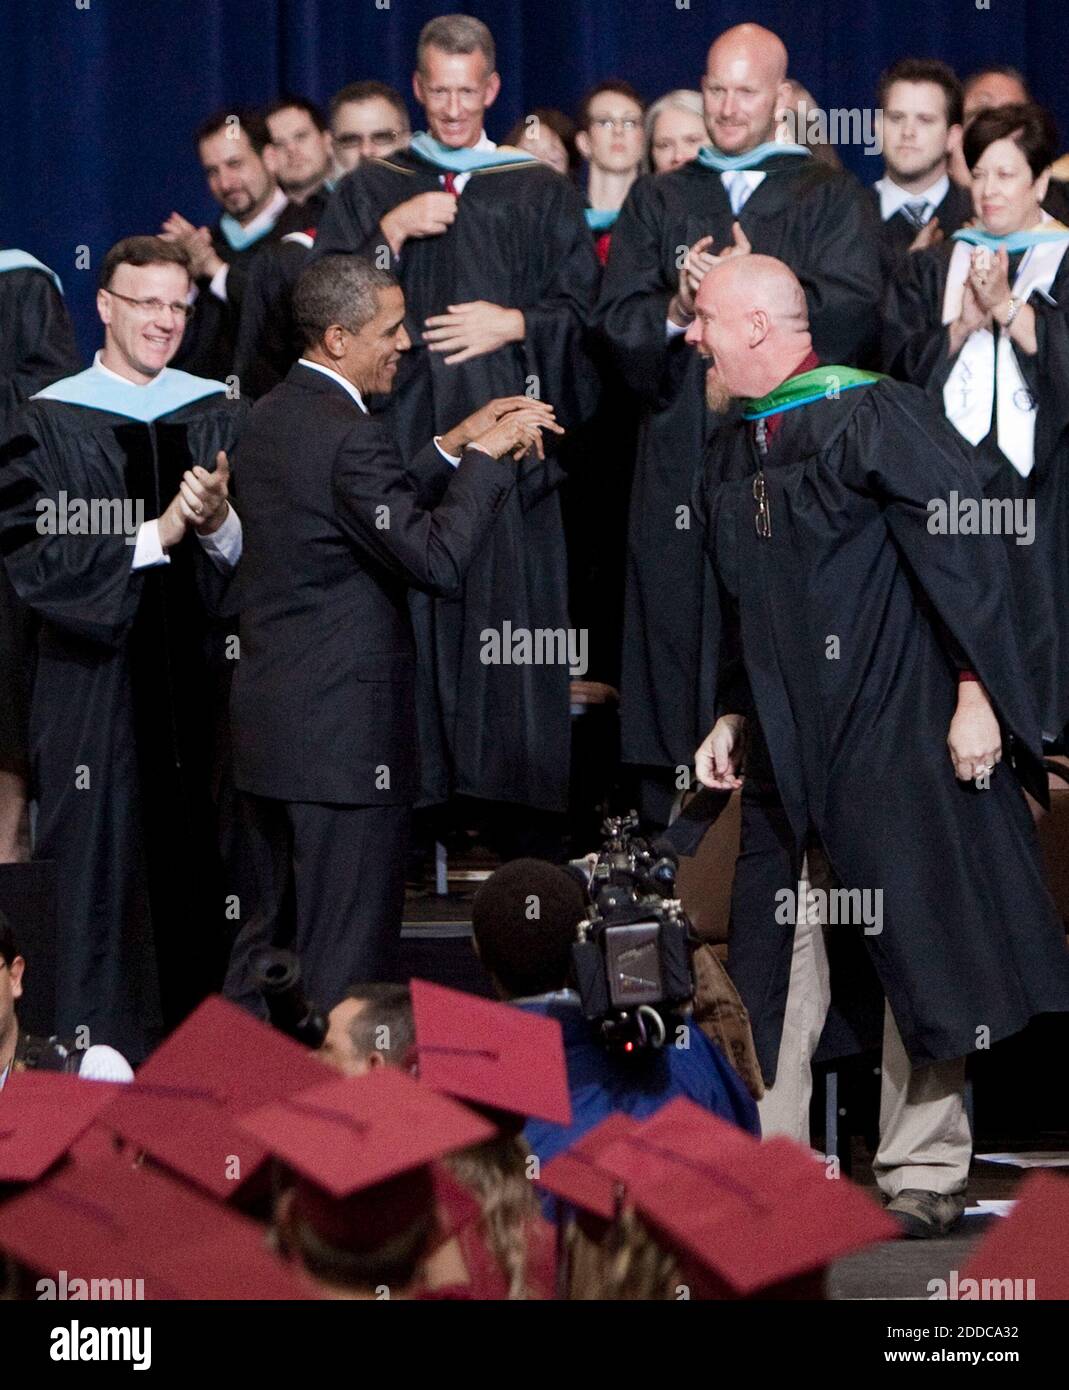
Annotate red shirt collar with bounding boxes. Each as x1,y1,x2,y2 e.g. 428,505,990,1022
755,349,821,445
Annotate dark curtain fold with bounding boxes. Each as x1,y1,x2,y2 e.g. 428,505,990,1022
0,0,1059,358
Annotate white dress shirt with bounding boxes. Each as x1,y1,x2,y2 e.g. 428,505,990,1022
874,173,950,224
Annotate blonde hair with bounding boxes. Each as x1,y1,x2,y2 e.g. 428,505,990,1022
644,89,706,171
446,1133,542,1299
563,1205,681,1300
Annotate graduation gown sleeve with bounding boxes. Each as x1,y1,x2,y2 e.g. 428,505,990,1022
846,384,1047,799
0,270,81,441
0,269,81,770
517,175,601,431
594,176,679,402
880,247,954,385
313,167,399,263
691,453,748,723
0,419,143,647
1022,256,1069,467
232,241,309,400
797,176,884,363
1010,260,1069,739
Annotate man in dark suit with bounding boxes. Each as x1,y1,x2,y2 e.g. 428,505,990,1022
870,60,972,273
224,254,560,1013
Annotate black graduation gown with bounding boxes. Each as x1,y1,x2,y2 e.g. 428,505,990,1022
172,216,288,381
232,190,334,398
882,243,1069,742
1043,179,1069,225
595,156,883,776
273,184,331,238
314,150,601,812
557,219,638,692
697,377,1069,1082
0,257,82,775
232,236,312,400
0,258,82,441
0,386,247,1062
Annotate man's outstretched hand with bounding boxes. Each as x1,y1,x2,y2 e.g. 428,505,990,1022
441,396,563,460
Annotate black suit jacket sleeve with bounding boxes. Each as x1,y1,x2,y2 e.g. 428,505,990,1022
332,421,513,597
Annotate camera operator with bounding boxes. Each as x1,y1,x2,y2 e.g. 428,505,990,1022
470,859,759,1171
0,910,133,1088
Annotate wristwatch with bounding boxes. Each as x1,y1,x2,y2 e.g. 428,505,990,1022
1000,296,1024,329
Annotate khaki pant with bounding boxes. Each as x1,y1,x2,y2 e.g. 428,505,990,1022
757,850,971,1197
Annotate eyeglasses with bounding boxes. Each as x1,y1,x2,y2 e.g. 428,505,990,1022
334,130,403,151
105,290,194,320
590,117,641,133
753,472,772,539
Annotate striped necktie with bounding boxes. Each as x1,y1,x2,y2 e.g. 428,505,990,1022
902,199,930,229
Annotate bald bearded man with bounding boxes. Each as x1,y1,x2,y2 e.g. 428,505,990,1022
597,23,882,827
688,254,1069,1237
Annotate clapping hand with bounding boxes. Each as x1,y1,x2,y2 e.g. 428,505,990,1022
157,451,232,549
968,246,1012,314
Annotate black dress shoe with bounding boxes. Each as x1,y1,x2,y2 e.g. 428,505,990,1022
885,1188,967,1239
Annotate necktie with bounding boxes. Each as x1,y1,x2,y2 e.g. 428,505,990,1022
902,199,930,229
722,170,751,215
442,172,459,196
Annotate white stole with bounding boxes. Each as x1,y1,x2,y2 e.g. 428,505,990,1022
941,225,1068,476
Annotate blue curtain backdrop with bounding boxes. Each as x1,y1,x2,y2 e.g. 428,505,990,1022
0,0,1062,356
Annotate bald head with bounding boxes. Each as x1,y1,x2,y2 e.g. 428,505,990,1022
703,24,792,155
704,254,807,323
685,254,813,408
708,24,788,85
964,69,1029,123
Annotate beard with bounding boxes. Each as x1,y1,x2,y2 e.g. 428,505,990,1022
705,369,734,414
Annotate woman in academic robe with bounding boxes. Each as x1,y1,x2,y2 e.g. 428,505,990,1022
883,103,1069,746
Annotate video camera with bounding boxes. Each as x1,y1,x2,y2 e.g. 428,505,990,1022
567,813,695,1053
